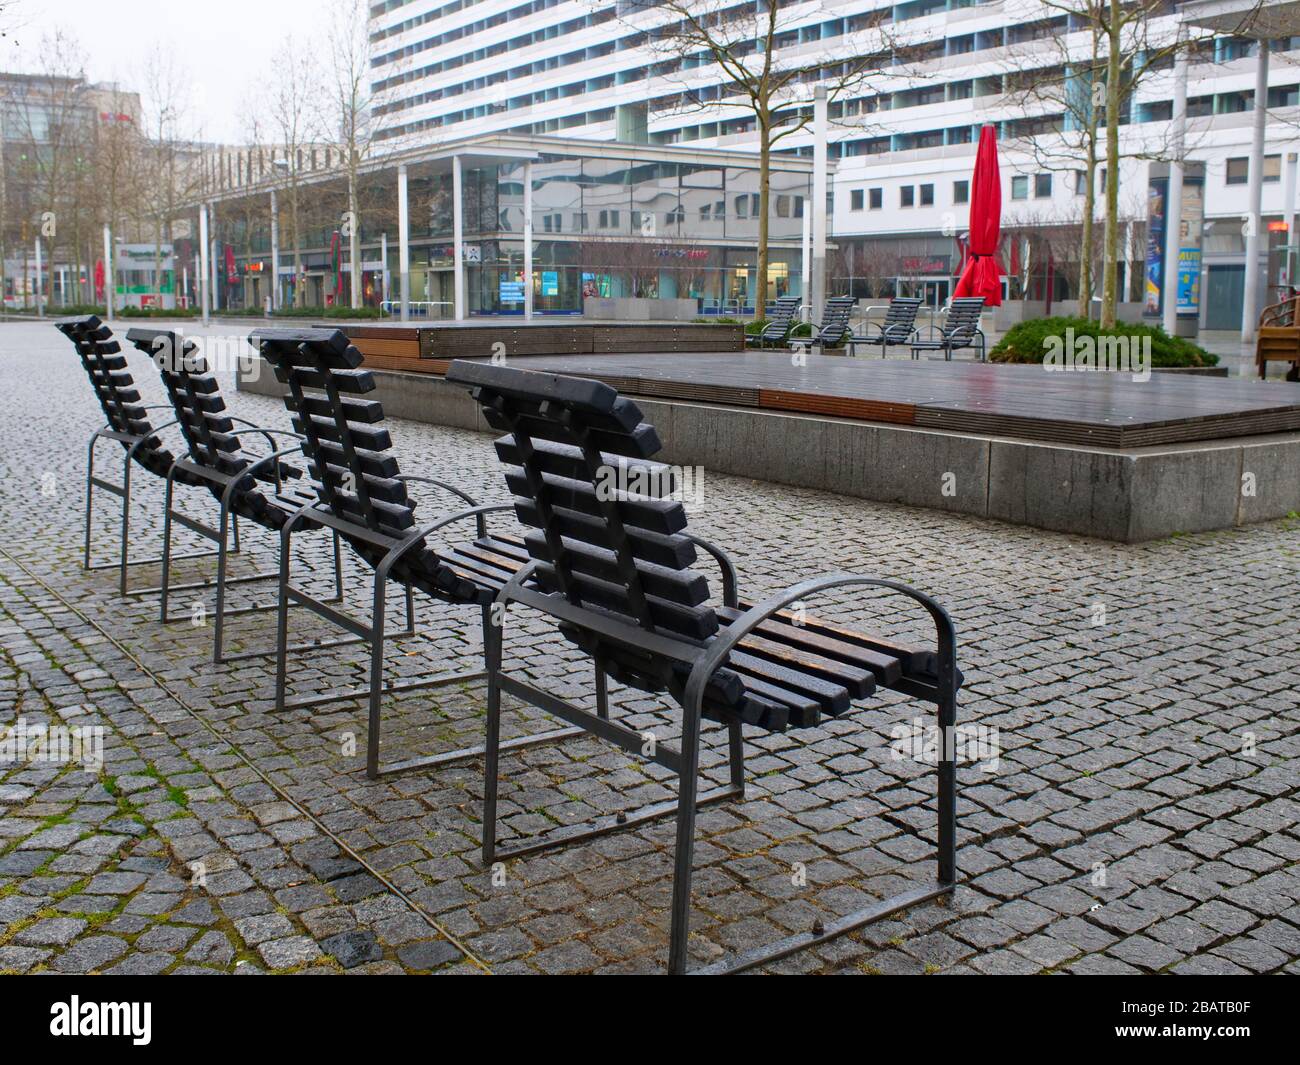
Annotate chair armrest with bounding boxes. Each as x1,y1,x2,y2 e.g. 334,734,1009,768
377,503,517,574
685,534,740,608
682,574,959,716
394,474,481,510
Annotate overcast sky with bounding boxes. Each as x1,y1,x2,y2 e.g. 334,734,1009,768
3,0,326,142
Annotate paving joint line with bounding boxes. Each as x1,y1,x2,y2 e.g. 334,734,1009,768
0,544,495,975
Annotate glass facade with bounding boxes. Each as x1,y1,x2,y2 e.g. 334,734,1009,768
413,152,813,315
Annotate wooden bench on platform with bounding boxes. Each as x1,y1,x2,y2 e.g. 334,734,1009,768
321,321,746,374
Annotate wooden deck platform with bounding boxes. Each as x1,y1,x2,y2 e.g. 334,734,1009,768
435,351,1300,448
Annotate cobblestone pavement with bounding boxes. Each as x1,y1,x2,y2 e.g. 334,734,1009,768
1,320,1298,975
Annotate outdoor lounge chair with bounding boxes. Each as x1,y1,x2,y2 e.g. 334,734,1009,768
909,296,987,361
745,295,802,348
252,327,584,780
446,358,961,975
853,296,923,356
789,295,859,354
58,314,230,597
124,326,344,665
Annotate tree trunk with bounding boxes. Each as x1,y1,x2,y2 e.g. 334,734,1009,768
1079,130,1098,317
291,181,304,308
756,113,771,315
348,168,361,309
1101,5,1121,329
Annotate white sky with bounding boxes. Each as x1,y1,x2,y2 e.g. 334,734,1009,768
3,0,327,142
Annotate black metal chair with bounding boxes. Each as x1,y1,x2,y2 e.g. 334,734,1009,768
252,327,583,780
124,326,346,665
745,295,802,349
447,358,961,976
854,296,923,357
789,295,859,354
58,314,227,597
910,297,987,361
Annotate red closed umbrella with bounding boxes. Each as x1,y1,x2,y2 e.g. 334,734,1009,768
953,125,1003,306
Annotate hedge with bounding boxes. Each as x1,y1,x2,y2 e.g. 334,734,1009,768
989,316,1218,368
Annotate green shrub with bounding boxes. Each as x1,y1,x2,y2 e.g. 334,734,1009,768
990,316,1218,368
744,317,768,334
693,316,741,324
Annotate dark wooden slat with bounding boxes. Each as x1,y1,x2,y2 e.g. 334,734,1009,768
512,500,696,568
718,606,902,687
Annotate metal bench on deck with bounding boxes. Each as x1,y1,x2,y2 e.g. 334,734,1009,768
854,296,923,356
909,296,987,361
789,295,859,354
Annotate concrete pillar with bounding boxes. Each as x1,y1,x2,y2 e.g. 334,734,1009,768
269,189,280,312
811,86,829,323
397,164,410,322
198,206,209,326
1242,40,1269,342
1162,26,1189,335
1284,151,1298,287
801,210,812,322
104,223,115,322
523,160,534,321
453,154,465,321
33,237,43,317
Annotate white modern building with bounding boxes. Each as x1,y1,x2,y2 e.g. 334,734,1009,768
367,0,1300,330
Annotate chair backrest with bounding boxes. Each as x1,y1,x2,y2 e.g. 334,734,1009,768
125,327,246,479
882,297,923,339
56,314,178,477
944,297,985,341
816,296,857,343
250,328,416,540
761,296,801,338
446,359,718,643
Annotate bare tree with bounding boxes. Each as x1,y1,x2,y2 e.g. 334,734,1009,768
619,1,893,309
140,49,204,309
265,36,321,308
322,0,374,309
1021,1,1215,326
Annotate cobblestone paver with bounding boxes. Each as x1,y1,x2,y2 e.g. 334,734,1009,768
1,321,1297,974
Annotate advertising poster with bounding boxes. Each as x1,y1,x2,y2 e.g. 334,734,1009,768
1175,179,1204,316
1144,178,1166,316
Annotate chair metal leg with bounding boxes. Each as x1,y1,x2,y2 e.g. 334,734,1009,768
364,569,389,780
667,704,704,975
595,660,609,721
117,457,132,597
727,720,745,793
481,603,504,865
83,435,97,571
159,475,175,623
274,525,294,713
212,502,232,664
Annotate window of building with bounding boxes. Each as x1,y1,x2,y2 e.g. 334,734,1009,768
869,187,883,209
919,183,935,206
851,188,864,210
1034,173,1052,198
1011,175,1029,199
1226,157,1249,184
953,180,969,205
900,185,915,207
598,209,620,228
1265,154,1282,182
